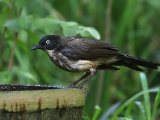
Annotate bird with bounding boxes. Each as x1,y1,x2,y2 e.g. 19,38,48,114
32,35,160,88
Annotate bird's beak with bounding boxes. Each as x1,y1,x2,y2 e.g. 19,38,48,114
32,44,42,50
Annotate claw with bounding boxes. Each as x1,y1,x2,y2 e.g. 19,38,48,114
67,83,84,89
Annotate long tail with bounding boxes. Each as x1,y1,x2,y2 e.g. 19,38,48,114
118,54,160,71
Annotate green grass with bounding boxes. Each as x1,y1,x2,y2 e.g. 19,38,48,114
86,73,160,120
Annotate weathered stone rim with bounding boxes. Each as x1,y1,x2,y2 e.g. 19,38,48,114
0,85,85,112
0,84,63,91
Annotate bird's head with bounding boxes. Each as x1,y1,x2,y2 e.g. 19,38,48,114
32,35,61,51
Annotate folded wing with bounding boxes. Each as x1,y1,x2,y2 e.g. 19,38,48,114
59,36,120,60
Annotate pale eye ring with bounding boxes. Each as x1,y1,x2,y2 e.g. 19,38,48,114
46,40,50,44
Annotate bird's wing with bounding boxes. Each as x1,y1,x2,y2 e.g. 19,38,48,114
59,36,120,60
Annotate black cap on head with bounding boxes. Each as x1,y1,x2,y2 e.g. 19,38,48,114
32,35,61,50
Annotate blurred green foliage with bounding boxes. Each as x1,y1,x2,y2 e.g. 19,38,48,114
0,0,160,119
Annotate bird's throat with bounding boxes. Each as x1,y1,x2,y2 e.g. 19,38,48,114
46,50,54,57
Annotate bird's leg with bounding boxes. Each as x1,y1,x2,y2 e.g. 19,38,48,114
77,68,97,88
68,72,90,88
68,68,97,88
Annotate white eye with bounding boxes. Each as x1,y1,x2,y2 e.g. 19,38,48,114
46,40,50,44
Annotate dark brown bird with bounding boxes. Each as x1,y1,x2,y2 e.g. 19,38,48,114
32,35,160,88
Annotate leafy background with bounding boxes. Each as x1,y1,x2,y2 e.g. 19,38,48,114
0,0,160,120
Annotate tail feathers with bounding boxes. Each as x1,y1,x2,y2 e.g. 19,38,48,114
122,61,143,71
120,55,160,71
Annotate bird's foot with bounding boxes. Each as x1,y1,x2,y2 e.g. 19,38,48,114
67,83,85,89
67,82,77,88
67,83,88,95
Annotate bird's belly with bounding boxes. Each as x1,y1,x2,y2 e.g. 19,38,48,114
53,58,95,72
69,60,95,71
48,51,95,72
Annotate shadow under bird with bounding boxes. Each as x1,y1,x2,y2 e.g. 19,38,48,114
32,35,160,88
